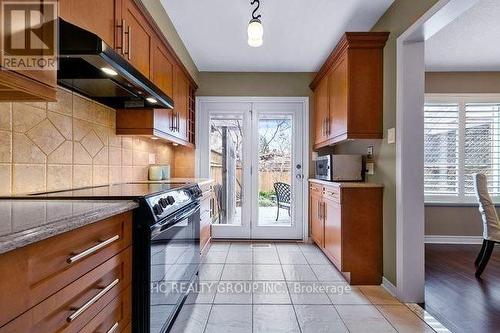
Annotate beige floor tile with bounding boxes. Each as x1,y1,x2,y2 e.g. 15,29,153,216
253,281,291,304
359,285,401,305
214,281,252,304
327,284,372,304
253,305,300,333
295,305,349,333
377,305,435,333
205,304,252,333
169,304,211,333
336,304,397,333
253,264,285,281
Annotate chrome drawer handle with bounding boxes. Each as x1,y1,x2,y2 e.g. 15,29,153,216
67,235,120,264
106,322,119,333
67,279,120,323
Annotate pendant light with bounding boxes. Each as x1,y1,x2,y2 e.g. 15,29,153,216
248,0,263,47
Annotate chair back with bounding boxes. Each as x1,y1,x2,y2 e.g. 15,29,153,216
474,173,500,241
274,182,291,204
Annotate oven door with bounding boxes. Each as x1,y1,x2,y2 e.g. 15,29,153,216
149,203,200,333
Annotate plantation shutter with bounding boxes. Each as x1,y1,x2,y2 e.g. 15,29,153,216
424,103,460,195
464,103,500,195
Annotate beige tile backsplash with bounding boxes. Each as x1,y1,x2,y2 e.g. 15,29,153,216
0,88,176,195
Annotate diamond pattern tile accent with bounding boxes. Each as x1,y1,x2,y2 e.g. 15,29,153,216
27,119,65,155
80,130,104,158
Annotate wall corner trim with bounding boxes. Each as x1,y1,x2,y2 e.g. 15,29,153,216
424,235,483,244
382,277,397,297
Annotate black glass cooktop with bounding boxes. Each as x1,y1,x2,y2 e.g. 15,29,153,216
25,182,192,200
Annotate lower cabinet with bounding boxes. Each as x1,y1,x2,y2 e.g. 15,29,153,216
200,181,214,255
0,212,133,332
309,181,383,285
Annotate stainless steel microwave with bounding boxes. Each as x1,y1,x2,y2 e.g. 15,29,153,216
315,155,363,181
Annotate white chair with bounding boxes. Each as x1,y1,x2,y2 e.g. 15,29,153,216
473,173,500,277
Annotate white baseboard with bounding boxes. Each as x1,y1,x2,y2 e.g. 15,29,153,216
382,277,397,297
424,235,483,244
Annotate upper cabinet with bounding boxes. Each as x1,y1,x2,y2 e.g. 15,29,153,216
311,32,389,149
120,0,153,78
59,0,118,48
151,40,174,97
60,0,198,147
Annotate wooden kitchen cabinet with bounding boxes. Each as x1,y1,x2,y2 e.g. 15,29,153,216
121,0,153,78
59,0,118,48
0,212,133,330
323,189,342,268
151,39,174,97
309,184,324,247
172,66,190,142
308,180,383,284
313,77,330,147
310,32,389,148
199,181,214,255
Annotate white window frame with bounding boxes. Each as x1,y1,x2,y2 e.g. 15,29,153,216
425,93,500,204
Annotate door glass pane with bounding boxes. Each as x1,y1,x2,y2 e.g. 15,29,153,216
210,116,244,225
258,115,293,226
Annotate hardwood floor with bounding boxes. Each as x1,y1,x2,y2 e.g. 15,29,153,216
425,243,500,333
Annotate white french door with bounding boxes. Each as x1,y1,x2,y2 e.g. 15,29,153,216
197,97,309,240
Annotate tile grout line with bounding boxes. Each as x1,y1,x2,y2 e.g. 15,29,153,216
277,242,303,333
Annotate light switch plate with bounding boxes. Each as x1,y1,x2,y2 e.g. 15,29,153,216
388,128,396,144
366,162,375,175
149,153,156,164
367,146,374,159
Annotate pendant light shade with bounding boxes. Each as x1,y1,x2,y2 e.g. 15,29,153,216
248,18,263,47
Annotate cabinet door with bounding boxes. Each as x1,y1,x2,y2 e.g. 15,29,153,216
324,197,342,267
328,57,348,140
310,189,324,248
151,39,174,97
314,77,329,146
121,0,152,78
172,67,189,141
59,0,117,48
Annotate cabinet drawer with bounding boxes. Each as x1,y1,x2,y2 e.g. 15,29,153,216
309,184,322,194
0,212,132,327
0,247,131,333
79,285,131,333
323,187,341,203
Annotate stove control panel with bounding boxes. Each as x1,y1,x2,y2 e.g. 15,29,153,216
147,185,202,220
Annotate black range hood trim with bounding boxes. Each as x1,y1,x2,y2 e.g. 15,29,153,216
58,19,174,109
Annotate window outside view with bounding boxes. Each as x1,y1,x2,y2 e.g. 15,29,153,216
424,100,500,200
209,115,293,226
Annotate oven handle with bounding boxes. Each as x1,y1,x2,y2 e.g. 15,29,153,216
152,203,200,235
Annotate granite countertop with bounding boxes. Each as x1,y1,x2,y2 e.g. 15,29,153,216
0,199,138,255
138,178,215,186
309,178,384,188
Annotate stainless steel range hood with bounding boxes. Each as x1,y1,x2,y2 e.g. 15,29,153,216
58,19,174,109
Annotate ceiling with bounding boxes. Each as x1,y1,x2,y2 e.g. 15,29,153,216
160,0,394,72
425,0,500,71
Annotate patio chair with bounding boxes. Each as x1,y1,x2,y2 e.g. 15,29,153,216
273,182,291,221
473,173,500,278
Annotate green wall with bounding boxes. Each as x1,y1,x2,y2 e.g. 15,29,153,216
370,0,440,284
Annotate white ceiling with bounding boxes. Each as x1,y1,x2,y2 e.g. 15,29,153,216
160,0,394,72
425,0,500,72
